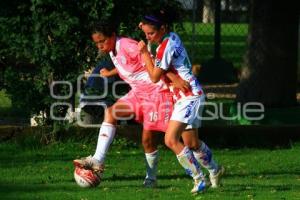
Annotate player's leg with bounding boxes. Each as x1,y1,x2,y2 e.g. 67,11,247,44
142,129,159,187
181,129,200,150
140,92,170,188
182,129,217,175
142,129,158,153
195,94,224,188
164,120,206,193
182,129,217,173
194,138,224,188
93,102,134,162
74,101,135,171
181,129,224,187
168,95,214,193
181,93,224,188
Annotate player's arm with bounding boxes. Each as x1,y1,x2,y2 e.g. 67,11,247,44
165,72,190,92
100,67,118,77
138,40,164,83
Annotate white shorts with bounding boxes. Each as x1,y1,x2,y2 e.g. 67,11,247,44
170,95,205,129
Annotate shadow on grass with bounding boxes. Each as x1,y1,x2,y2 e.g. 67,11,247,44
0,181,80,198
223,169,300,180
221,183,300,192
104,174,189,182
0,153,76,169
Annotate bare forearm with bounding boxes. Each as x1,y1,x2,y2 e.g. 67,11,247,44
100,67,118,77
107,68,118,76
138,40,163,82
141,52,158,82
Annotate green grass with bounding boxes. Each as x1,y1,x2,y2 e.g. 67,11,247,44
179,23,248,67
182,23,248,36
0,139,299,200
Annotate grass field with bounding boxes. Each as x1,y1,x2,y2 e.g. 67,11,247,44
0,138,299,200
180,23,248,67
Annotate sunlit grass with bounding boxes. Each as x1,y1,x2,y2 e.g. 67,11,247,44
178,23,248,66
0,139,299,200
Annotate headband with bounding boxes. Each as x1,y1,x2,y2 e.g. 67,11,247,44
144,15,163,26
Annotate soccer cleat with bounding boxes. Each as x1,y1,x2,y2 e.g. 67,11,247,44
191,178,206,193
143,178,157,188
209,166,225,188
73,155,104,173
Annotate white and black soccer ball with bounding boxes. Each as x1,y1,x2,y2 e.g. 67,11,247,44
74,166,101,188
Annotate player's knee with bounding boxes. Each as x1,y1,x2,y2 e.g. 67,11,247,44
164,136,177,149
185,143,198,150
185,140,199,150
104,107,117,124
142,137,153,149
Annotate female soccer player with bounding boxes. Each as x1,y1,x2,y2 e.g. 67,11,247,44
138,10,224,193
74,20,190,188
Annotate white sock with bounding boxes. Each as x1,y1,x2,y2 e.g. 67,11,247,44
145,150,159,180
193,141,218,176
177,146,204,180
92,122,116,164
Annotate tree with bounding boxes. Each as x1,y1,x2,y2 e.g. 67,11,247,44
298,18,300,84
202,0,215,23
0,0,114,122
0,0,184,125
236,0,299,107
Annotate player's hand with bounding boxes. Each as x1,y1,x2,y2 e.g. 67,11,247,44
100,68,111,77
170,79,190,92
138,40,148,54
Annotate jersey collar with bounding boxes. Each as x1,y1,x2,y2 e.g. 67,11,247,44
160,33,170,43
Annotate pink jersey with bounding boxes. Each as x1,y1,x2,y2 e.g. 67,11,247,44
155,32,203,101
109,37,168,93
109,37,172,132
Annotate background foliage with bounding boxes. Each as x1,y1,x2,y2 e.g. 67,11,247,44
0,0,183,124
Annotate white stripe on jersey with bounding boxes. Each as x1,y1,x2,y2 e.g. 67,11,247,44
109,51,152,83
155,32,203,100
109,38,168,92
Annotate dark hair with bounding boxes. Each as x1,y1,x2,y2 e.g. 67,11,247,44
91,21,118,37
142,6,180,30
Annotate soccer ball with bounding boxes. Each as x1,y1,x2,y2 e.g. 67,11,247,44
74,166,101,188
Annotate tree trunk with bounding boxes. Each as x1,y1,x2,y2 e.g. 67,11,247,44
202,0,215,23
298,15,300,84
236,0,299,107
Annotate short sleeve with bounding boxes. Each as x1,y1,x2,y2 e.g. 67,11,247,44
122,39,140,64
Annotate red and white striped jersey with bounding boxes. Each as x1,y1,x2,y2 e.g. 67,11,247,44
155,32,203,101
